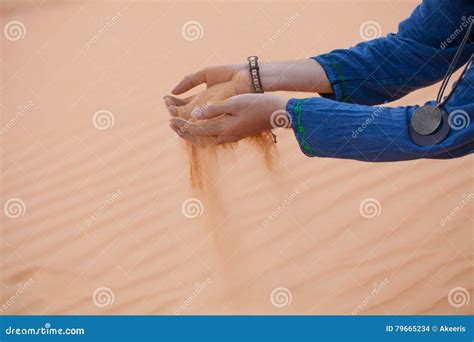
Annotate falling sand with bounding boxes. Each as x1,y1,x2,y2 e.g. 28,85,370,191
186,132,276,190
167,77,278,201
183,131,278,302
170,81,280,275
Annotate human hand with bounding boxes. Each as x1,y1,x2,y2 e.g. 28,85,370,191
165,79,241,120
171,59,333,96
168,93,289,145
171,64,253,96
165,80,244,146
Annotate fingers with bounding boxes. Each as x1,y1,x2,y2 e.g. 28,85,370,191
170,116,243,145
169,122,199,144
172,69,207,95
165,95,233,120
164,95,187,108
191,100,234,120
164,95,195,118
169,117,225,137
165,94,196,106
169,121,219,146
167,105,187,118
171,65,238,95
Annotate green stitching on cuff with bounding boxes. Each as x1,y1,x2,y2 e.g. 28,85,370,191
294,99,316,156
323,54,354,104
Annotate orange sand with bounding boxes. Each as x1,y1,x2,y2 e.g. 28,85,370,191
186,132,276,190
1,0,472,315
170,80,277,191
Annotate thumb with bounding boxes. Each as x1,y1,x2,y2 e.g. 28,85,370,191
192,100,233,120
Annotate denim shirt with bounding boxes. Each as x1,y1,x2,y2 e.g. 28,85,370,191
287,0,474,161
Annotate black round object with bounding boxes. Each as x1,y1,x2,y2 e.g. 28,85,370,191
410,105,443,135
409,106,450,147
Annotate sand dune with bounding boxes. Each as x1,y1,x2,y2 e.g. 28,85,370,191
1,0,472,315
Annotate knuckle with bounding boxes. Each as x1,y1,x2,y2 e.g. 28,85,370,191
227,99,238,111
185,73,196,83
204,103,215,115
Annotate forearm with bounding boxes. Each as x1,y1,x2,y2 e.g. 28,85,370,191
258,59,333,94
313,1,474,105
286,97,474,162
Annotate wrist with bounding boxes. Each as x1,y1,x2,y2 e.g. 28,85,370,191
234,58,333,94
233,65,255,94
269,94,288,112
264,94,290,128
258,63,286,92
234,62,288,93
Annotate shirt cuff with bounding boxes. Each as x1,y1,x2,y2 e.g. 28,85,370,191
311,55,349,103
286,98,317,157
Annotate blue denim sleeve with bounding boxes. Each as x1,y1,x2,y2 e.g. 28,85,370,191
313,0,474,105
287,97,474,162
287,58,474,162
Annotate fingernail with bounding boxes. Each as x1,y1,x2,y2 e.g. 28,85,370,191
191,106,202,119
168,106,178,116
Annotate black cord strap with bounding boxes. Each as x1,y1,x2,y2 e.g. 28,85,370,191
437,20,473,107
409,19,473,147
